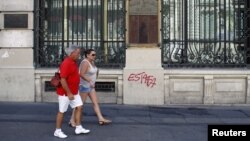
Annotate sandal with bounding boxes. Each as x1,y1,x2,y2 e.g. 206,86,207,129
99,119,112,125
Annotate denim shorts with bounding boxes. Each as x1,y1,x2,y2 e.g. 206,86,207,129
79,85,93,93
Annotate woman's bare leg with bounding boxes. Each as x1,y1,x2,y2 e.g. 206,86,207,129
88,90,111,123
80,92,89,104
69,92,89,127
69,109,76,127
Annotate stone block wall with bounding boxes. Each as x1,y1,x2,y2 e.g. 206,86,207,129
164,70,250,105
0,0,34,102
35,69,123,104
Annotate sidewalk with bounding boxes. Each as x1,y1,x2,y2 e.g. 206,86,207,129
0,102,250,141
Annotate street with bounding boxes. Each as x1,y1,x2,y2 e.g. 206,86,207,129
0,102,250,141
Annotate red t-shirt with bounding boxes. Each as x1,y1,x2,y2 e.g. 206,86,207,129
56,57,80,96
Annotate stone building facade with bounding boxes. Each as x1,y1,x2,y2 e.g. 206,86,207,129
1,0,250,105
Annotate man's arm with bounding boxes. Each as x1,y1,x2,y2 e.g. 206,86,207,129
60,78,74,100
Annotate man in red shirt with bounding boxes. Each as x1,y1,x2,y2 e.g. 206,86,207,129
54,45,90,139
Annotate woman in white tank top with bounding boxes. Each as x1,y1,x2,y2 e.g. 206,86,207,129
69,49,111,126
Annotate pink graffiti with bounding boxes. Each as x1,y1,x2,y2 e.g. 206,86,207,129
128,72,156,88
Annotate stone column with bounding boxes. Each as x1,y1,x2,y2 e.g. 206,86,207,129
164,75,170,104
0,0,35,102
35,74,42,102
204,75,214,104
123,47,164,105
117,75,123,104
246,76,250,104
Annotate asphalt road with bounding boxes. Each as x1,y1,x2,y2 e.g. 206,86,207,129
1,102,250,141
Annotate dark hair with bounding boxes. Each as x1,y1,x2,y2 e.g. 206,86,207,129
84,49,95,57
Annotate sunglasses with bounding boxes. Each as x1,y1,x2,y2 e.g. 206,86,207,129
91,54,96,56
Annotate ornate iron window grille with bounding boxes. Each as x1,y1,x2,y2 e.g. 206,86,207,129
34,0,126,68
161,0,250,68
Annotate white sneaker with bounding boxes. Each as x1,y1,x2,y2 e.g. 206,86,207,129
54,130,68,138
75,127,90,135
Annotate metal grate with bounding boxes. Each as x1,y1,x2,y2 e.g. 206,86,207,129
4,14,28,28
44,81,115,92
44,81,56,92
161,0,250,68
34,0,126,68
95,82,115,92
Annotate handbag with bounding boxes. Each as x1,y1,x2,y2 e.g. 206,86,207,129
50,72,61,87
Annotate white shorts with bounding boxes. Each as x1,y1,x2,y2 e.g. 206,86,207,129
58,94,83,113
